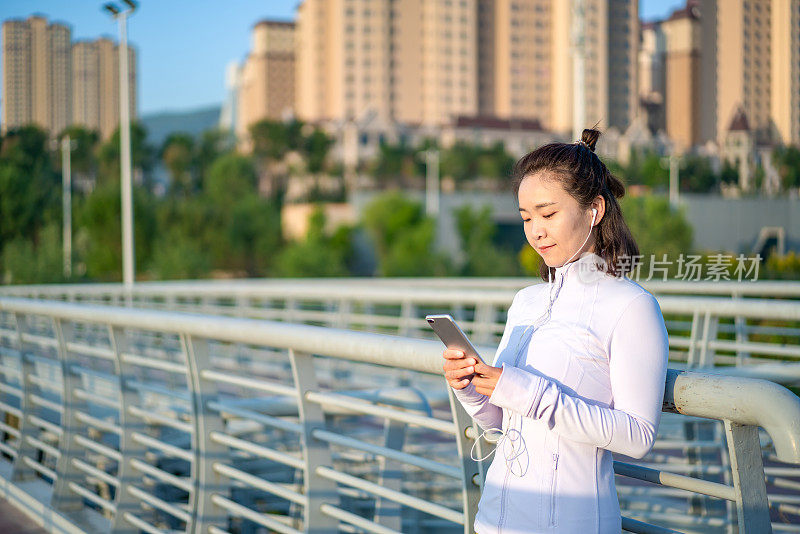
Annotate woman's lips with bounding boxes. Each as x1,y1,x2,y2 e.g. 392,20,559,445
538,244,555,252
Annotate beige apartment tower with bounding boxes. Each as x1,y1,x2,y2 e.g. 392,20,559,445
478,0,554,126
662,5,701,151
550,0,639,136
71,37,137,139
237,20,295,140
771,0,800,144
2,16,72,135
295,0,478,127
699,0,800,145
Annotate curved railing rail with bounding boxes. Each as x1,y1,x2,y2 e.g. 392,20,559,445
4,278,800,299
0,297,798,533
3,281,799,385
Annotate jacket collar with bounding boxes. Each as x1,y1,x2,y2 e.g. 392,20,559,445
552,252,605,282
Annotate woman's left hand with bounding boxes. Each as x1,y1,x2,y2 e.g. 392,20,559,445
471,362,503,396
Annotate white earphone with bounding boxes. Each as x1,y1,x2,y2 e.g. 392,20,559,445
557,207,598,269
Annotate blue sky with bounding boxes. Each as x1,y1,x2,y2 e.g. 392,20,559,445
1,0,683,115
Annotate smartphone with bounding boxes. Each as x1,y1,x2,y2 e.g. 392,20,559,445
426,314,485,365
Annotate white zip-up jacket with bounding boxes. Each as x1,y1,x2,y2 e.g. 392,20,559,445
454,252,669,534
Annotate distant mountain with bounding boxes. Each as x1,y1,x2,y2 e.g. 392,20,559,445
139,104,221,148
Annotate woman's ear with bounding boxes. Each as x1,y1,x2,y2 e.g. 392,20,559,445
592,196,606,226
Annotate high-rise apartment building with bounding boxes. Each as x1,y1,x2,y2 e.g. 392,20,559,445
72,41,100,129
638,21,666,134
478,0,554,126
770,0,800,144
662,4,701,151
294,0,635,135
549,0,639,137
237,20,295,140
699,0,800,145
71,37,136,139
2,15,135,139
716,0,772,144
295,0,478,127
2,16,72,135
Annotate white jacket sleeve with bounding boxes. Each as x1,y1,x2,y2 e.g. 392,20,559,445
488,292,669,459
450,292,523,431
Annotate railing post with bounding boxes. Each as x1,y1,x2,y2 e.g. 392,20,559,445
724,420,771,533
374,418,406,530
184,335,228,534
473,303,495,345
698,311,719,368
399,301,417,337
109,325,145,532
51,318,85,512
10,313,41,483
686,310,702,368
447,388,482,534
289,349,339,532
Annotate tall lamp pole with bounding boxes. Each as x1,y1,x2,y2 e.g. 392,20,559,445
104,0,137,295
423,149,440,217
61,135,75,279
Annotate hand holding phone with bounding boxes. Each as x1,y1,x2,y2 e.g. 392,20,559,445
427,314,485,389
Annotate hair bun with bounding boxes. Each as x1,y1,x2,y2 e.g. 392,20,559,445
580,128,600,152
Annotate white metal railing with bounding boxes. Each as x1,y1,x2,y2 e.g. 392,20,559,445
4,280,798,386
0,296,798,534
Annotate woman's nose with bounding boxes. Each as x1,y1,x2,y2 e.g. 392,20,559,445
531,222,546,240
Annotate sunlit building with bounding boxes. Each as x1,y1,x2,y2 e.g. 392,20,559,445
295,0,478,127
1,15,71,135
71,37,136,139
237,20,295,141
662,4,702,151
699,0,800,145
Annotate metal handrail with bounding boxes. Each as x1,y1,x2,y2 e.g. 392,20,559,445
0,296,798,534
3,278,800,298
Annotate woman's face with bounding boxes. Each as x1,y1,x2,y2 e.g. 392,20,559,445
518,171,601,268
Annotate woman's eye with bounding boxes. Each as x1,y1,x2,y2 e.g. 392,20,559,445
543,212,556,219
522,218,531,223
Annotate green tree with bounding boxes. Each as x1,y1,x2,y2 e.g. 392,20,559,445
772,146,800,190
275,208,353,277
196,128,232,184
370,142,421,183
203,153,258,208
1,222,63,284
719,161,739,185
59,125,99,179
304,129,335,173
249,119,304,161
226,194,282,276
97,122,155,186
149,197,213,279
680,155,717,193
361,192,451,276
621,195,693,265
0,126,60,251
75,182,156,281
440,142,477,182
454,205,520,276
161,132,196,195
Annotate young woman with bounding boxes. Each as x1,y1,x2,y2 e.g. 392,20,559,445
443,129,669,533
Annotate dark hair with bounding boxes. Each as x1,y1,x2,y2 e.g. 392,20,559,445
511,128,640,280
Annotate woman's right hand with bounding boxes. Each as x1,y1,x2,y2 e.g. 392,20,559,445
442,349,476,390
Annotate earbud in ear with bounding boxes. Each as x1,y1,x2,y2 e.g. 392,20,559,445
591,208,597,226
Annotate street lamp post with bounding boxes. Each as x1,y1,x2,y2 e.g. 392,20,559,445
61,135,74,279
104,0,137,296
660,154,681,207
423,149,440,217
